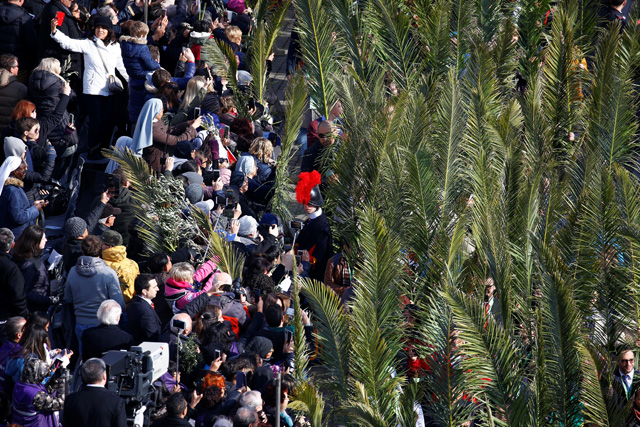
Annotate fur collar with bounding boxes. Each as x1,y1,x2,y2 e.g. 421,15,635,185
120,35,148,45
4,177,23,187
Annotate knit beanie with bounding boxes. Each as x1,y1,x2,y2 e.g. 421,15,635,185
185,183,204,204
182,171,203,186
65,217,87,239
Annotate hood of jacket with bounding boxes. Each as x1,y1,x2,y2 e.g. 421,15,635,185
120,35,148,45
74,256,106,277
102,245,127,263
28,69,62,95
28,70,62,114
166,277,194,291
0,69,16,89
0,2,27,25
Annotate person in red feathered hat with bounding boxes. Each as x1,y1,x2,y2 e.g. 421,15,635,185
294,170,333,282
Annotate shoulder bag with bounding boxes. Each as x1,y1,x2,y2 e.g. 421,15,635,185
93,40,124,93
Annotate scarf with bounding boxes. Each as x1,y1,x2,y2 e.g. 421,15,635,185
0,156,21,197
131,98,163,155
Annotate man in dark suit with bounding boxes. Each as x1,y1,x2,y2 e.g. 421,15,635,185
63,358,127,427
82,299,134,361
127,274,162,344
613,347,640,405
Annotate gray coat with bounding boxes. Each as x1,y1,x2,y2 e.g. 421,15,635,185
64,256,125,325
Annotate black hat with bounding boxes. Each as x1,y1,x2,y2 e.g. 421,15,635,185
92,15,112,30
100,203,122,219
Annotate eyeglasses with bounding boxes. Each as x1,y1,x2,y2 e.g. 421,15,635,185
622,359,635,364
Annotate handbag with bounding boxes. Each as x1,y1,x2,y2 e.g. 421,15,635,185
93,40,123,93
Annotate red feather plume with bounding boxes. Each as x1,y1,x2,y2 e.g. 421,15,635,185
296,170,322,205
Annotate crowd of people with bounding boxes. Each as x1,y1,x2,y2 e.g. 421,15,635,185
0,0,347,423
0,0,637,424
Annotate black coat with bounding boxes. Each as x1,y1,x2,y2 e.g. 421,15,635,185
81,324,135,361
0,252,28,321
151,415,192,427
0,2,38,70
127,296,163,344
110,187,134,246
23,0,46,25
296,212,333,281
63,386,127,427
28,70,76,151
0,69,27,133
37,0,82,73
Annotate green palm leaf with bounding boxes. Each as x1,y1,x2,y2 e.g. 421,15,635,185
294,0,339,117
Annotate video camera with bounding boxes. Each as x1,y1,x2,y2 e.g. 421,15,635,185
101,343,169,424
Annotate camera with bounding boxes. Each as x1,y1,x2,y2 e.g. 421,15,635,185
223,202,236,219
232,278,244,300
290,220,303,231
101,343,169,422
172,319,186,331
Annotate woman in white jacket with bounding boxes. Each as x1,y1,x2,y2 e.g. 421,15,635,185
50,15,129,160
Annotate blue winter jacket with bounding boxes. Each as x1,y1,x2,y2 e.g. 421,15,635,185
120,35,160,83
0,179,39,237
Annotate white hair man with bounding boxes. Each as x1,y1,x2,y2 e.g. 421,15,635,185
239,390,269,424
80,299,134,361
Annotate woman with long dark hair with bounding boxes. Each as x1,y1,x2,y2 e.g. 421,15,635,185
49,15,129,159
5,324,50,389
12,225,52,313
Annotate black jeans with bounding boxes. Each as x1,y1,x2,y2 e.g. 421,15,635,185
84,94,114,159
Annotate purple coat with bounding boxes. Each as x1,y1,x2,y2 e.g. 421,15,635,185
12,381,57,427
0,341,21,393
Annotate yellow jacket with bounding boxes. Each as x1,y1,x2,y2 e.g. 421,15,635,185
102,245,139,304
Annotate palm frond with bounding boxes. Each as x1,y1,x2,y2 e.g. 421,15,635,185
248,0,292,101
288,381,327,427
103,147,197,254
326,0,368,82
586,23,638,171
442,285,533,426
363,0,422,90
294,0,339,117
301,279,351,399
190,208,244,278
269,73,307,223
541,0,586,164
201,39,248,118
345,207,407,421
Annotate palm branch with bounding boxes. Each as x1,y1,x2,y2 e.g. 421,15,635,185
103,147,198,254
293,0,339,117
268,73,307,223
